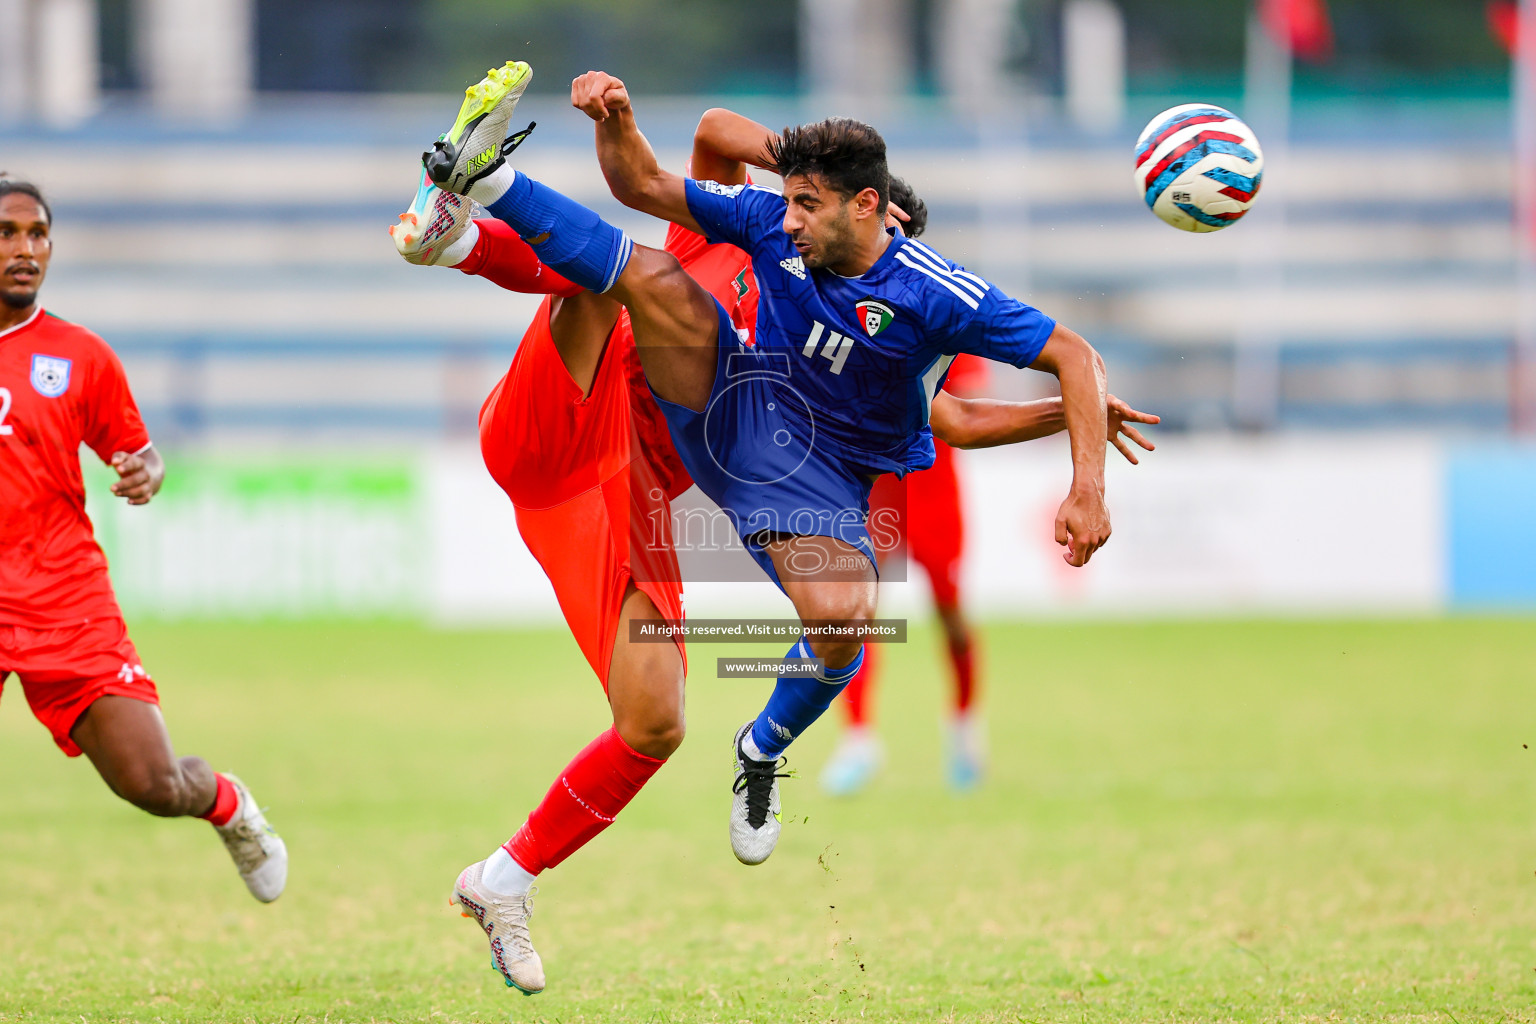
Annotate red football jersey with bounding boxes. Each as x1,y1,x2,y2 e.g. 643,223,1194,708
0,309,150,628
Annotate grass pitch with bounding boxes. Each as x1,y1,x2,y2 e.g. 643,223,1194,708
1,617,1533,1023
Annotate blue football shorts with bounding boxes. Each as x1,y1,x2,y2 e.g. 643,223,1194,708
650,299,879,589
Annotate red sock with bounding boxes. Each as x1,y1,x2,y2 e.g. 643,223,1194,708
198,772,238,827
841,643,879,727
948,635,977,713
459,217,584,297
504,726,665,873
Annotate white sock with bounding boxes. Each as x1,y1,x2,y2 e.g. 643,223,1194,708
437,220,479,267
467,163,516,207
482,845,536,894
740,728,770,762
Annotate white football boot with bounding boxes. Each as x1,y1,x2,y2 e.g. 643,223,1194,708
213,774,287,903
730,722,789,865
819,727,884,797
451,860,545,995
423,60,534,196
390,167,474,266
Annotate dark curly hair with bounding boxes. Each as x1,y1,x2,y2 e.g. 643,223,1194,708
887,175,927,238
767,117,889,212
0,176,51,224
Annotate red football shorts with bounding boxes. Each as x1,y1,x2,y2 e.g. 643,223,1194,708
0,617,157,756
480,300,686,686
870,439,966,607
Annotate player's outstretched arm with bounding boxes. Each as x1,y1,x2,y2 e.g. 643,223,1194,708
1028,324,1112,566
932,391,1159,463
110,445,164,506
692,108,778,186
931,393,1061,448
572,71,702,234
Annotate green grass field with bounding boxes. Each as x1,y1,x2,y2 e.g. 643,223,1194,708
2,618,1534,1023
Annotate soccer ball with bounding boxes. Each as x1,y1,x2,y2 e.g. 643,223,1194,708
1133,104,1264,232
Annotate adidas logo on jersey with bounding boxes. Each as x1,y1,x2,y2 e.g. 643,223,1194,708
779,256,806,280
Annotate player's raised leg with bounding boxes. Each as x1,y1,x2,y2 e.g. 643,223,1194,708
467,156,721,411
70,695,287,902
425,62,725,413
393,178,626,398
451,586,683,995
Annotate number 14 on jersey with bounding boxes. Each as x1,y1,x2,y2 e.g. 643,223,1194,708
801,321,855,375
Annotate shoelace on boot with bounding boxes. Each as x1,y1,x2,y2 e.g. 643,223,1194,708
501,121,537,155
218,813,273,875
733,752,790,829
488,886,538,958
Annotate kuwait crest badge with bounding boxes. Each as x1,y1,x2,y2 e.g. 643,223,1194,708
855,299,895,338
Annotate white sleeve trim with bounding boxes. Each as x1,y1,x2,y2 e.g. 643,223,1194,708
902,243,987,300
133,440,154,455
894,252,980,309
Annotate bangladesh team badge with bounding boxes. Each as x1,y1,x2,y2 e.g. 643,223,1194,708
30,354,71,397
855,299,895,338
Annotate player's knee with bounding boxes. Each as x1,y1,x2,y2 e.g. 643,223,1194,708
800,591,876,668
625,247,683,291
801,589,877,633
617,709,685,760
627,249,700,310
114,763,188,817
814,637,864,672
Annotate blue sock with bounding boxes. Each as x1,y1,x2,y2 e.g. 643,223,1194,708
484,170,634,293
749,639,865,759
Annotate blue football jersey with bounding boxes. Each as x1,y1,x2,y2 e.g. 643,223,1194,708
684,179,1058,475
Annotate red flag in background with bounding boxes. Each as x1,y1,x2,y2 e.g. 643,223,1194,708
1260,0,1334,62
1487,1,1518,53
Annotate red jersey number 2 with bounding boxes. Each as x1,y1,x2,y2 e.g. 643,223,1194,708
0,386,12,435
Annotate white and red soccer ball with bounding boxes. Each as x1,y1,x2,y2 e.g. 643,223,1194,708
1133,104,1264,232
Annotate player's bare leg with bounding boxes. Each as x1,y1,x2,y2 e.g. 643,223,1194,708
730,537,877,864
768,536,879,670
603,247,723,412
72,695,215,815
606,585,687,759
454,585,684,996
71,695,287,901
547,290,624,397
